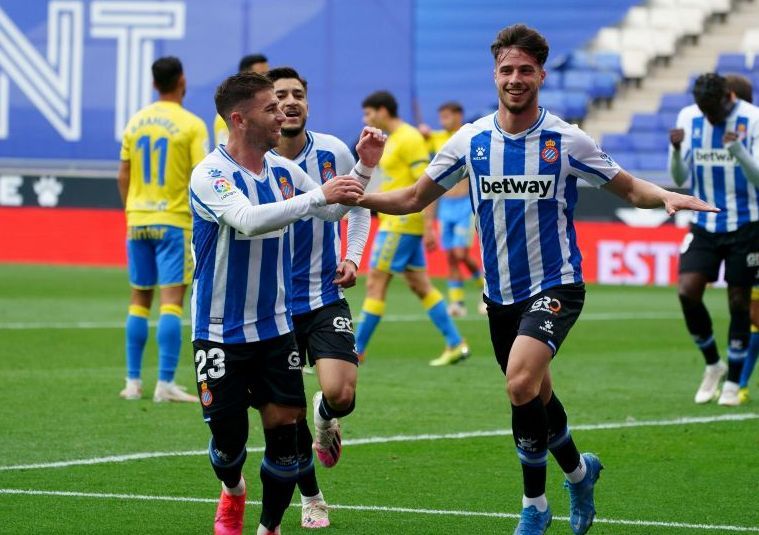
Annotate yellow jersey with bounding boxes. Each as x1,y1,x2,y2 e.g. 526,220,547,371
426,129,452,156
213,114,229,146
120,101,209,230
377,122,430,235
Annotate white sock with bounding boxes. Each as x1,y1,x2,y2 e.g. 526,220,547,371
314,394,331,430
256,524,280,535
222,477,245,496
301,491,323,505
565,455,587,484
522,494,548,512
156,379,172,389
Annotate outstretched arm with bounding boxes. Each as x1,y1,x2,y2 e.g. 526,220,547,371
359,174,447,214
603,170,718,215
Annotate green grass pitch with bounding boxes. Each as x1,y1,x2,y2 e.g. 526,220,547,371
0,264,757,534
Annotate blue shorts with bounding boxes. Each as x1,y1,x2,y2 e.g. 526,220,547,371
369,231,426,274
438,196,473,251
127,225,193,288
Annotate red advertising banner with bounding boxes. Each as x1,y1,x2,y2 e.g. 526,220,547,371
0,208,690,286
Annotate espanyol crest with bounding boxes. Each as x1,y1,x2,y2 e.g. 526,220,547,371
278,176,294,199
321,161,335,183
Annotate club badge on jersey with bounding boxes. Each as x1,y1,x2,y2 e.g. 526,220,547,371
278,176,294,199
321,161,336,183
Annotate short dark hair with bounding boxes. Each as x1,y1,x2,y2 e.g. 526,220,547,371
491,24,549,67
215,72,273,121
238,53,268,73
724,73,753,103
438,101,463,114
362,90,398,117
693,72,728,105
267,66,308,92
152,56,183,93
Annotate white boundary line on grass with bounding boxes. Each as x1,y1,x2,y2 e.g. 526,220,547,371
0,311,683,330
0,488,757,532
1,413,755,472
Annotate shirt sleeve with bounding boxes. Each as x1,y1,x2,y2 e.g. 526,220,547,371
285,161,356,222
424,127,470,190
190,119,211,168
566,127,621,187
726,118,759,187
668,108,691,186
335,141,357,175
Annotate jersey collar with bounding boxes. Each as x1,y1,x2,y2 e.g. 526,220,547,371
218,145,269,182
270,130,314,163
493,107,547,140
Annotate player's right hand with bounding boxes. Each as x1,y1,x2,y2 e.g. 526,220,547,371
322,176,363,205
669,128,684,150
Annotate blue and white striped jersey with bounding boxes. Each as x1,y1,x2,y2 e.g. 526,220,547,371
189,146,328,343
272,131,356,315
671,99,759,233
426,109,620,305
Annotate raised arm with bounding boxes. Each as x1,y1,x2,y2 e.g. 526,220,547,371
725,129,759,188
668,127,691,187
603,170,718,215
359,174,447,214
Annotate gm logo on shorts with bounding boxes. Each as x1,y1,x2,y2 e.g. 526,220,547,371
479,175,554,200
333,317,353,333
288,351,302,370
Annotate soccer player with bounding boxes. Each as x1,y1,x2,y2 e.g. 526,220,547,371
117,56,209,403
422,101,484,317
356,24,716,535
669,72,759,406
355,90,469,367
268,66,371,528
190,72,383,535
214,54,270,146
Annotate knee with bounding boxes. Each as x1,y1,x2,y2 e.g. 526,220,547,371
408,278,429,298
323,383,356,411
507,373,540,405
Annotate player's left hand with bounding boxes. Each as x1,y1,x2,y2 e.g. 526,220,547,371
663,191,720,216
356,127,387,168
334,259,358,288
423,225,438,252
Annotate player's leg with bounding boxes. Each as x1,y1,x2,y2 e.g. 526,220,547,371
122,226,157,399
154,226,196,402
739,287,759,403
441,216,466,317
354,231,395,360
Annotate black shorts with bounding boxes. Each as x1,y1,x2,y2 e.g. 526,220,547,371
485,283,585,374
679,222,759,285
192,333,306,422
292,299,359,367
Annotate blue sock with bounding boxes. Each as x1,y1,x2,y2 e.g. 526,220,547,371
739,331,759,388
157,304,183,382
423,289,462,347
125,305,150,379
355,298,385,355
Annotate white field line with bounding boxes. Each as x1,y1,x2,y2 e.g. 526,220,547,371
1,413,755,472
0,311,684,330
0,489,757,532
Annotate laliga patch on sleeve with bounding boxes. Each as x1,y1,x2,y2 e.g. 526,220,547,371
211,176,237,201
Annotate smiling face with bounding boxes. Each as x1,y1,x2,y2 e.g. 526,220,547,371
273,77,308,137
230,87,285,151
494,47,545,116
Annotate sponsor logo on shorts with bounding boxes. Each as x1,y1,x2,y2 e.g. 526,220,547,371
540,320,554,334
288,351,302,370
747,252,759,267
479,175,553,200
529,296,562,315
333,316,353,333
212,178,236,200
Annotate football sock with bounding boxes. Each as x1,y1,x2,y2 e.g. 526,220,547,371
208,411,249,489
727,310,750,383
295,420,319,498
739,330,759,388
318,394,355,422
125,305,150,379
448,280,465,305
678,294,719,365
355,298,384,354
422,288,463,347
522,494,549,513
545,393,583,478
260,424,299,530
302,491,324,505
223,477,246,497
157,304,183,382
512,396,548,499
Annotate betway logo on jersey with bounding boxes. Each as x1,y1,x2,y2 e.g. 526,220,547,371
693,149,736,166
479,175,554,200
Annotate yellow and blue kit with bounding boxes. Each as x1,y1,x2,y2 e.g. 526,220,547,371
213,114,229,147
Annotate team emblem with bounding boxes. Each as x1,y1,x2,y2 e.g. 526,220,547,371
278,176,294,199
200,382,213,407
540,139,559,163
320,161,335,183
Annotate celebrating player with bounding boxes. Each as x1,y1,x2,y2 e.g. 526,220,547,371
117,56,209,403
214,53,270,146
190,72,382,535
268,66,374,528
669,73,759,406
354,90,469,367
356,25,717,535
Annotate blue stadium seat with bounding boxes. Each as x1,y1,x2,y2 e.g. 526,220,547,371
660,93,692,112
630,113,660,132
629,132,664,152
609,151,639,170
563,70,597,95
543,70,563,90
658,111,679,130
564,91,589,120
636,151,669,171
539,90,567,118
716,53,750,74
566,50,595,70
593,71,618,100
601,133,630,152
594,52,623,78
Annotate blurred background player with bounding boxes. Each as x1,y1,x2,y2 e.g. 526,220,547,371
420,101,484,317
214,53,270,146
669,72,759,406
268,66,375,528
117,56,209,403
354,90,469,367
